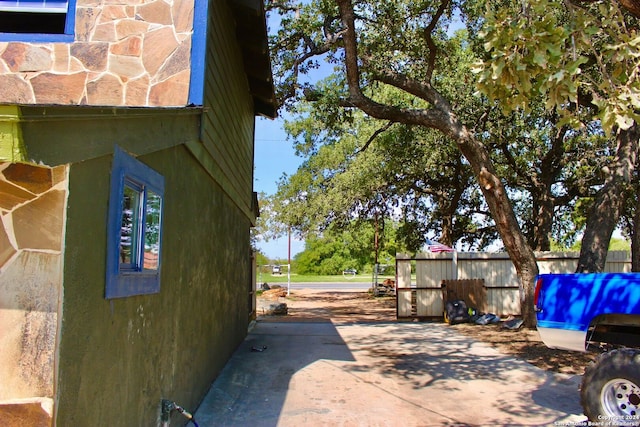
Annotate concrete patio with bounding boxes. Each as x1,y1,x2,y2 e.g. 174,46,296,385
192,320,587,426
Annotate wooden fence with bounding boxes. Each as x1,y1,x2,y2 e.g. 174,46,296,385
396,251,631,319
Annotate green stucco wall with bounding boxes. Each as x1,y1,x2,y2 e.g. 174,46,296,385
56,144,252,426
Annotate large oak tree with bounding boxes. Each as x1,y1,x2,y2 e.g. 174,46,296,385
267,0,640,325
269,0,539,326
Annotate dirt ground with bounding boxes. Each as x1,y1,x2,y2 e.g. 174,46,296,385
257,287,600,376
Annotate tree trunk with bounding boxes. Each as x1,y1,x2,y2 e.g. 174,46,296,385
530,124,567,251
577,124,639,273
531,190,554,251
438,188,460,247
456,135,539,328
440,214,454,247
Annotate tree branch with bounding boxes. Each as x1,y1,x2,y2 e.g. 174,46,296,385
570,0,640,18
336,0,463,138
357,121,394,153
371,69,453,116
424,0,451,80
265,0,300,13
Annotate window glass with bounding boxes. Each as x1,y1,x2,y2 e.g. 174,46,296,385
0,12,67,34
120,183,141,268
143,190,161,270
0,0,68,12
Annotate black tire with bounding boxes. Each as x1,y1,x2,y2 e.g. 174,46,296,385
581,348,640,426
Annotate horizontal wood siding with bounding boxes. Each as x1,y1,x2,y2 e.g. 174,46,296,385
200,0,255,215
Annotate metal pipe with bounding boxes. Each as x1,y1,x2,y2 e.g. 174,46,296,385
160,399,199,427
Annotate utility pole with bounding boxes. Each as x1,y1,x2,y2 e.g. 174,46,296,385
287,226,291,296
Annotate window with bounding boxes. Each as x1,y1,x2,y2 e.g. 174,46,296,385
106,146,164,299
0,0,76,42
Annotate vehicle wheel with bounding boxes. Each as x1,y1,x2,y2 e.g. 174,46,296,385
581,348,640,425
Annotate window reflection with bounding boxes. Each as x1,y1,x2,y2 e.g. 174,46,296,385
120,184,141,266
143,191,161,270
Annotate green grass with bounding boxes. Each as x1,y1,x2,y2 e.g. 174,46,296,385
256,273,396,283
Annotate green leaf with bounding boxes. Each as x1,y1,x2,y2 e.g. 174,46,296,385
491,59,505,80
533,51,547,68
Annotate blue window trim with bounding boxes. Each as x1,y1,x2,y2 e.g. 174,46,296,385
106,146,164,299
0,0,76,42
188,0,207,106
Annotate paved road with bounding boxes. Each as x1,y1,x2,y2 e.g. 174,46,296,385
261,281,374,291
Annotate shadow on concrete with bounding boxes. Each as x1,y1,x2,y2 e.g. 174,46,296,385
196,286,586,427
195,320,585,426
338,322,585,426
194,321,355,426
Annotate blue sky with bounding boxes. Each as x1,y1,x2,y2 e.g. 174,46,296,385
252,5,335,260
253,116,306,260
251,7,464,260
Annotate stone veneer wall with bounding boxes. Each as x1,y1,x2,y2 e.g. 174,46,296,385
0,0,194,107
0,162,67,410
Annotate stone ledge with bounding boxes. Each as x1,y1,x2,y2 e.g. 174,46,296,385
0,397,53,427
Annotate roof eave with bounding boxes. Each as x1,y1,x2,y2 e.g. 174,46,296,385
230,0,279,119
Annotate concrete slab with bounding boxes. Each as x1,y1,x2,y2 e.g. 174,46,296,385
194,321,588,426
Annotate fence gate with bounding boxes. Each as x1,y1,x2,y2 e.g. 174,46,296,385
441,279,487,313
396,279,487,320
